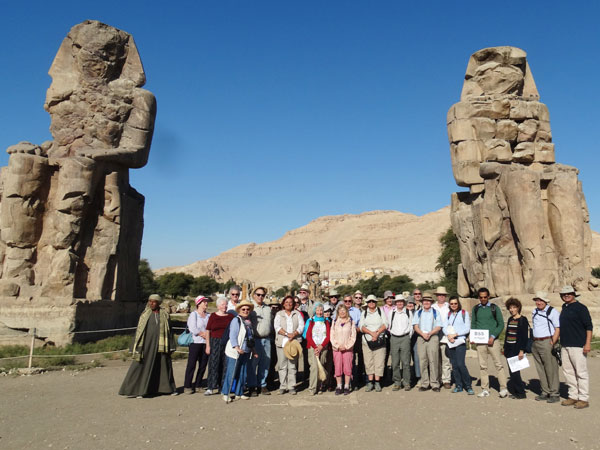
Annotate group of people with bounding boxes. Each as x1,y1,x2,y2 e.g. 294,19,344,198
119,284,593,409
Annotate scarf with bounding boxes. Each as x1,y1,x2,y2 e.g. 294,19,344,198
132,307,172,362
302,316,325,339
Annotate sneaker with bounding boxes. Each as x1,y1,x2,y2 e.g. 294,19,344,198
452,387,463,393
443,383,452,389
561,398,578,406
510,393,526,399
261,387,271,395
392,384,401,391
343,388,350,395
251,388,259,397
365,383,374,392
418,387,429,392
499,389,509,398
547,396,560,404
404,386,412,392
222,395,230,403
335,387,342,396
171,391,179,396
203,389,213,396
289,389,297,395
236,395,250,400
184,388,194,395
478,390,490,398
466,388,475,395
374,382,382,392
432,387,440,392
535,394,549,401
574,401,589,409
278,389,286,395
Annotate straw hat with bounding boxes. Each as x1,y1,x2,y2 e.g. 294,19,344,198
434,286,448,295
283,340,303,360
533,291,550,303
235,299,254,313
422,291,433,300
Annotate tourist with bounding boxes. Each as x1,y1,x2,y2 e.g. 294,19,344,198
226,285,241,314
531,291,560,403
331,304,356,395
382,290,395,381
266,297,281,390
298,284,314,317
559,285,593,409
388,295,413,391
349,292,364,387
503,297,529,399
302,303,331,395
444,297,473,394
183,295,210,394
361,295,388,392
204,296,234,396
412,292,442,392
247,286,273,396
322,303,336,391
471,287,508,398
327,289,340,312
323,303,333,321
119,294,177,398
274,295,305,395
432,286,451,389
412,289,423,310
221,300,256,403
407,296,421,384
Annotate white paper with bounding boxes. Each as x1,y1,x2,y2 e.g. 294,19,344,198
446,337,465,348
469,329,489,344
507,354,530,372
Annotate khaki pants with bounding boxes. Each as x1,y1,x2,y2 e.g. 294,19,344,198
439,342,451,384
307,347,329,391
276,346,298,390
417,335,440,388
390,334,412,387
362,341,386,377
475,340,507,391
532,339,560,397
562,346,589,402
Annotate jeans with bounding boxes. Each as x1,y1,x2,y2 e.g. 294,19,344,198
247,338,271,388
448,343,472,389
221,353,250,396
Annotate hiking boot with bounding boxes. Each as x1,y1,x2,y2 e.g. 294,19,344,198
374,382,382,392
289,389,297,395
184,388,194,395
365,382,374,392
418,386,429,392
561,398,577,406
432,387,440,392
574,401,589,409
478,390,490,398
392,384,401,391
335,387,342,396
261,387,271,395
404,385,412,392
343,387,351,395
547,396,560,404
443,383,452,389
535,394,549,401
499,389,509,398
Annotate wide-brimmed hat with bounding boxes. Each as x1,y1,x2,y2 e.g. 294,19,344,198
148,294,162,302
252,286,267,296
354,290,363,296
366,294,378,303
559,285,576,295
394,294,406,303
533,291,550,303
299,283,310,292
406,296,416,305
434,286,448,296
383,290,394,299
195,295,208,306
235,299,254,313
324,303,333,312
422,291,433,300
328,289,339,297
283,340,303,360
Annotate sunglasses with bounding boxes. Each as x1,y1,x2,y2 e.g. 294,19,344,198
344,300,352,303
354,297,363,300
255,293,265,297
414,292,421,295
231,293,240,296
449,302,458,306
240,307,250,311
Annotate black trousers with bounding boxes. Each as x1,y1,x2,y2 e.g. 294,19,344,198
184,343,209,389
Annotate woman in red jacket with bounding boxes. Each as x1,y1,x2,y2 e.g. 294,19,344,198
302,303,331,395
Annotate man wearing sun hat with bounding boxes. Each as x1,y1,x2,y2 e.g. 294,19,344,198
247,286,273,396
389,294,413,391
433,286,452,389
531,291,561,403
558,285,593,409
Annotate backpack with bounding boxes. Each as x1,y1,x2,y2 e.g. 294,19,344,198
390,309,412,328
533,306,555,335
473,303,500,325
448,309,466,321
220,315,242,345
416,308,438,328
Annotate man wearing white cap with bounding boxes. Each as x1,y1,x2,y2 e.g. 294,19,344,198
558,286,593,409
531,291,560,403
389,294,413,391
432,286,452,389
298,283,315,317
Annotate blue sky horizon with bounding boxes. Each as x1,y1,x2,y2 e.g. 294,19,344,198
1,1,599,270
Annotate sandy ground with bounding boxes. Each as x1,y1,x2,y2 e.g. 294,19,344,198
0,355,598,450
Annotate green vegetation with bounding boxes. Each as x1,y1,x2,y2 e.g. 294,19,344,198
151,271,238,299
435,227,460,296
592,267,600,279
138,258,157,301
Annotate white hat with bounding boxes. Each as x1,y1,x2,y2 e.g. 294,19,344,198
299,284,310,292
434,286,448,295
366,294,378,303
328,289,339,297
559,285,576,295
394,294,406,303
533,291,550,303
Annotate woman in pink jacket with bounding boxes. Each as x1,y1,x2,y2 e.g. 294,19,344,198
331,304,357,395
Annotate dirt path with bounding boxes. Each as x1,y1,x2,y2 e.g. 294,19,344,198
0,356,598,450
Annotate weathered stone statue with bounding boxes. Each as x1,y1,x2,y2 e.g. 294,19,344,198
0,20,155,344
448,47,596,297
304,260,322,300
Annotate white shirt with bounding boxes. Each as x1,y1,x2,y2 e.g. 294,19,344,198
532,305,560,338
388,307,413,337
432,301,450,336
274,310,305,346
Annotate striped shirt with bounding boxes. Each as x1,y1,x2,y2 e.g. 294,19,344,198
505,317,519,345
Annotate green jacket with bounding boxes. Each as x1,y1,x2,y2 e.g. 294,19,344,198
471,303,504,339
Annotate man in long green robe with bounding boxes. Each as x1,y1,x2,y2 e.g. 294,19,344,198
119,294,177,397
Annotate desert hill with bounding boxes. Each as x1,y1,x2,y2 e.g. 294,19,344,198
156,207,600,289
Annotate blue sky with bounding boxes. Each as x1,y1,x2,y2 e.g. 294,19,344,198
1,1,599,269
